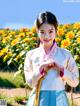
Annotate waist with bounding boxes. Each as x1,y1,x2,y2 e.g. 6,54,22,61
40,70,65,90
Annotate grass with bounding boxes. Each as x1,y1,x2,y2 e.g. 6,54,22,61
0,71,25,88
68,98,79,106
0,93,27,106
0,93,7,99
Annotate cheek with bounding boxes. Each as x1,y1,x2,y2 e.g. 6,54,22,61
38,34,43,39
38,33,44,38
38,36,44,42
51,33,56,38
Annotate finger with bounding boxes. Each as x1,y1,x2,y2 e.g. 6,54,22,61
48,63,52,67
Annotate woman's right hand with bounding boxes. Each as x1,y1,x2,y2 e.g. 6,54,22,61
39,59,55,76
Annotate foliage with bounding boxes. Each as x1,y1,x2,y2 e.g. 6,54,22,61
0,71,25,88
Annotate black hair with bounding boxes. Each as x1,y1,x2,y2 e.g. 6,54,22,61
35,11,58,30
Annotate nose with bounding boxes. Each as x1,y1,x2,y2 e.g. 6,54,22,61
44,33,50,39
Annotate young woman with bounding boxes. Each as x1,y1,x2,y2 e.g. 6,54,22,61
24,11,79,106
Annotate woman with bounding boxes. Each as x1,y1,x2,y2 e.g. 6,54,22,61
24,11,79,106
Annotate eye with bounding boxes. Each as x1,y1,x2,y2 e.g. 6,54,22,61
49,30,53,34
40,31,45,34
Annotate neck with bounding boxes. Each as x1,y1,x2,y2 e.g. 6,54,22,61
42,40,55,54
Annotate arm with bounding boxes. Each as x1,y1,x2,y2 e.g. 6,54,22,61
62,52,79,87
24,52,41,88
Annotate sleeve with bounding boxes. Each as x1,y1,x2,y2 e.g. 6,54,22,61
62,52,79,87
24,52,41,88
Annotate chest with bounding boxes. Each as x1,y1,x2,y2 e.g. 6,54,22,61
31,49,68,70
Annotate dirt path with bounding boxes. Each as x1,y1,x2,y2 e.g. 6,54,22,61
0,88,27,97
67,92,80,106
0,88,80,106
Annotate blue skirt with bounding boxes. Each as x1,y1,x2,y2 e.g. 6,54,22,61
26,90,69,106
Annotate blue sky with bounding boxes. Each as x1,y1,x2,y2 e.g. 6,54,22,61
0,0,80,29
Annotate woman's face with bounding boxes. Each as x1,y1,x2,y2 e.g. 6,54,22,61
37,23,56,45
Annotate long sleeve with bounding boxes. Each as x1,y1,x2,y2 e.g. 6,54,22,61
24,52,41,88
62,52,79,87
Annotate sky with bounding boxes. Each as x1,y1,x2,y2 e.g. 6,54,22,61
0,0,80,29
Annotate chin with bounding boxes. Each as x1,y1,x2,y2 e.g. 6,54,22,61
44,41,52,45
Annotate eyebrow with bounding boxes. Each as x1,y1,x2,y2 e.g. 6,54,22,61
40,30,44,31
40,28,54,31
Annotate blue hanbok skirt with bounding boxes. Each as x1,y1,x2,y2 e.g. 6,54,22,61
26,90,69,106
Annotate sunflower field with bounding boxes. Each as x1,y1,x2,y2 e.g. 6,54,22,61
0,22,80,73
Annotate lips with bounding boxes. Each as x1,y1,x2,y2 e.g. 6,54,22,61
44,39,51,42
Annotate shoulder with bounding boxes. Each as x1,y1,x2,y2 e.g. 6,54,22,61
57,47,72,57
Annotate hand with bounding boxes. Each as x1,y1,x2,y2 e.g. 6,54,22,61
39,59,55,76
41,59,55,70
42,59,55,67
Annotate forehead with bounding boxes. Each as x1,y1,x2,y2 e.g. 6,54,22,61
39,23,55,31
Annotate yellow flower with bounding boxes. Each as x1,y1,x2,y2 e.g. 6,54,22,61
8,52,13,56
1,48,8,53
57,25,61,29
0,30,4,35
30,26,36,33
32,37,37,41
23,38,31,42
63,24,70,30
20,28,29,32
0,48,8,56
77,37,80,43
66,31,74,39
1,34,7,37
2,37,7,43
9,31,16,35
18,33,25,38
55,37,61,42
26,31,34,37
3,54,9,62
0,52,4,56
73,22,80,29
11,38,19,46
57,28,64,36
61,39,71,48
2,36,10,43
